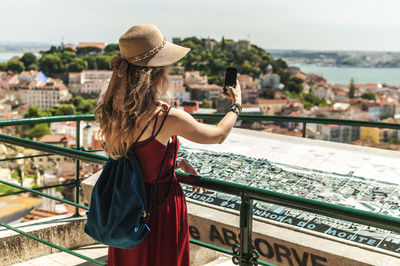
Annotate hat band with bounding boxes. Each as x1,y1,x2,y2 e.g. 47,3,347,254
126,38,167,63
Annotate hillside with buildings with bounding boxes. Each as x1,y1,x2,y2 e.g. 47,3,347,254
0,38,399,225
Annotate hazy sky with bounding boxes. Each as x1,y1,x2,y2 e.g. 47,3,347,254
2,0,400,51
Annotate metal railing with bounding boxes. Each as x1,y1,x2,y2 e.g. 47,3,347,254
0,114,399,265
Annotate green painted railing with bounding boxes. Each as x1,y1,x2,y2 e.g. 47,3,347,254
0,114,399,265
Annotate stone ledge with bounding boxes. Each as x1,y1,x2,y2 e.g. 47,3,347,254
0,213,96,265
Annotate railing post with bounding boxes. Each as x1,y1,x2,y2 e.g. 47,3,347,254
302,122,307,138
74,120,81,217
235,193,258,265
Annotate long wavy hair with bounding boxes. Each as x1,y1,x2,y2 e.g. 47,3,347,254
95,64,169,159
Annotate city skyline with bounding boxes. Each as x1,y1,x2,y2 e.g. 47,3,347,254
1,0,400,52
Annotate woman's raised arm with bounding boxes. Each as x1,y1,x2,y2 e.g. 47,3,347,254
167,81,242,144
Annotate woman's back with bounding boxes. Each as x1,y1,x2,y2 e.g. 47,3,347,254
107,105,189,266
131,104,178,184
98,23,241,266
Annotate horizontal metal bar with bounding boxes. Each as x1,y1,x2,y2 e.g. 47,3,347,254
0,181,75,198
0,179,88,210
191,113,400,130
0,115,94,127
190,238,233,255
0,149,103,163
0,134,107,164
177,172,400,234
0,153,54,162
189,239,274,266
1,114,399,130
0,222,105,265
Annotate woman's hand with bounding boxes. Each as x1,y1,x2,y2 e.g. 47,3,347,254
223,80,242,105
177,158,206,193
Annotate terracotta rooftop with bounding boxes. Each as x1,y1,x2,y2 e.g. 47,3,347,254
263,73,280,78
82,70,113,74
168,86,186,93
187,84,222,90
79,42,106,49
35,134,68,143
238,74,251,80
258,99,302,105
292,72,307,80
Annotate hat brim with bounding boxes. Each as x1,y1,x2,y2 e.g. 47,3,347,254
131,42,190,67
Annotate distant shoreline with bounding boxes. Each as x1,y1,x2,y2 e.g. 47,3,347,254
0,51,41,63
291,63,400,85
292,63,400,69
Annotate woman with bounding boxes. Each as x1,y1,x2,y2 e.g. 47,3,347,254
96,24,242,266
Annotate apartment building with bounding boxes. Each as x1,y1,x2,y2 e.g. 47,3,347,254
18,81,70,109
167,75,190,104
68,70,112,95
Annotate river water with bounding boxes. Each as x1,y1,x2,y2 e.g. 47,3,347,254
0,52,24,62
295,63,400,85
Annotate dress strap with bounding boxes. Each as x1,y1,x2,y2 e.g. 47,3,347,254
150,108,163,137
135,105,171,151
133,120,151,145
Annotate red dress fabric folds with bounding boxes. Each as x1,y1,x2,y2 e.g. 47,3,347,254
107,135,190,266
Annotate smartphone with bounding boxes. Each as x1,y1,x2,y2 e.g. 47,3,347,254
223,67,237,95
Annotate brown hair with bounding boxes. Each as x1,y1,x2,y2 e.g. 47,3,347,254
95,64,169,159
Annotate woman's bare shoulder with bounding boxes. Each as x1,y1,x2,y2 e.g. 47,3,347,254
167,107,193,122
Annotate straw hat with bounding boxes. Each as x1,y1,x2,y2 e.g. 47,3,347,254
119,24,190,67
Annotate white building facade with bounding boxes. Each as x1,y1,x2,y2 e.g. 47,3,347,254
18,82,70,109
68,70,112,95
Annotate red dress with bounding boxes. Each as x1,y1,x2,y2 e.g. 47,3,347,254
107,108,190,266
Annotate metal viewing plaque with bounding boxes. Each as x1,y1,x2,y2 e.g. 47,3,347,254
179,146,400,254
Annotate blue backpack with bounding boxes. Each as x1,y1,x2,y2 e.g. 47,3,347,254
84,107,176,249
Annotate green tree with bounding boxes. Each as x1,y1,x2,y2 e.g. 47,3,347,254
361,92,376,101
6,60,25,73
39,54,63,76
287,81,302,94
0,62,6,71
260,87,275,99
76,101,95,114
68,58,86,72
73,97,96,114
200,100,213,108
20,52,38,69
24,106,41,118
28,64,39,71
48,105,75,116
287,77,304,94
24,105,50,118
349,78,355,98
27,123,50,139
72,96,84,107
104,43,120,54
83,56,97,69
60,51,76,64
40,46,60,55
77,46,102,56
96,55,113,70
275,58,288,69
